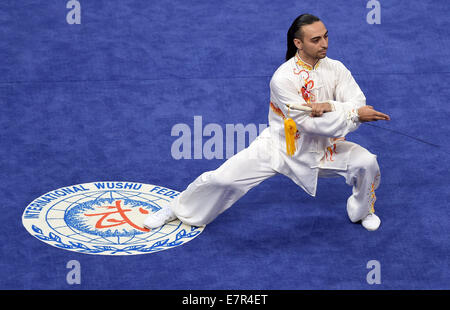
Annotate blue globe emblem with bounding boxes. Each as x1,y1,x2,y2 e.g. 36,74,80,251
22,182,205,255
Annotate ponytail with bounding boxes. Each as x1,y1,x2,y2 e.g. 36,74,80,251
285,26,298,61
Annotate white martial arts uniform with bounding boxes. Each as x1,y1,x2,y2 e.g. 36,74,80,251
170,52,381,226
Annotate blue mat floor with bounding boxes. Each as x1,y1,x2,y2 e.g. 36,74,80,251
1,0,449,289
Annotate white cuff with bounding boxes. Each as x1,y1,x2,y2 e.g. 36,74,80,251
329,101,360,123
347,108,360,123
328,101,336,112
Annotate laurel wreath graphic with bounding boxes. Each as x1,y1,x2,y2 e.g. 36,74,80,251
31,224,202,255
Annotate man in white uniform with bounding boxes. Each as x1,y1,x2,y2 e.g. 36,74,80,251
145,14,390,231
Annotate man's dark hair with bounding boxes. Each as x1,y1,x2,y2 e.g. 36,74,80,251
285,14,321,61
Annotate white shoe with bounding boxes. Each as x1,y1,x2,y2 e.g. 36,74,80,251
361,213,381,231
143,206,177,229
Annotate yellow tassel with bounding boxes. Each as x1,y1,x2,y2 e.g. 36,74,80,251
284,118,297,156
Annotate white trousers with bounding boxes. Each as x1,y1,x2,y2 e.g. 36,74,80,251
170,134,381,227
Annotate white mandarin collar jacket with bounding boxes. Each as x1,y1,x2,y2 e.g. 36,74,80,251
266,53,366,196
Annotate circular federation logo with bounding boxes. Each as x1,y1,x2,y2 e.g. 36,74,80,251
22,181,205,255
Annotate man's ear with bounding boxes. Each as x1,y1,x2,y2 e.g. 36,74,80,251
293,38,303,50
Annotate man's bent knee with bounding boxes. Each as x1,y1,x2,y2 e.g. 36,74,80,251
351,147,379,173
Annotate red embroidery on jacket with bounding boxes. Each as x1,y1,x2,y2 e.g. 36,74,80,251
325,143,337,161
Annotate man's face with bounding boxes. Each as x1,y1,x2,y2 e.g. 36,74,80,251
294,21,328,60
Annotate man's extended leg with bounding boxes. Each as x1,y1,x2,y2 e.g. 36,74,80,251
144,129,278,228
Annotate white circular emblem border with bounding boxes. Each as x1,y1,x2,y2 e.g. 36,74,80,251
22,181,205,255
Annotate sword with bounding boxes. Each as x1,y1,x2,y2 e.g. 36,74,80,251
285,103,436,147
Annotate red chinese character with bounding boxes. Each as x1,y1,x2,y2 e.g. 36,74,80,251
84,200,149,232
